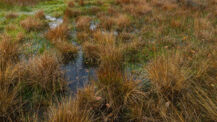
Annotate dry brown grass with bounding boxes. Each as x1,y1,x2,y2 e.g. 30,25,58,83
96,53,145,121
162,2,178,11
95,32,123,72
82,41,101,65
46,23,78,62
5,12,18,19
86,6,101,15
143,47,217,121
64,8,81,18
114,14,131,30
115,0,140,5
5,24,17,32
99,16,115,30
48,99,93,122
15,32,25,43
117,32,134,42
107,7,119,16
116,0,131,4
147,53,188,96
34,10,45,20
194,17,215,41
121,40,145,62
48,73,145,121
46,24,70,43
55,41,78,62
76,16,92,31
48,87,94,122
20,52,67,94
76,31,90,43
124,1,152,16
0,35,20,71
79,0,84,6
93,31,116,44
0,65,22,122
67,1,74,8
20,16,47,32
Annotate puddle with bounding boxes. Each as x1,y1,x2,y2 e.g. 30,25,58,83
90,21,97,30
46,15,97,93
63,41,97,93
45,15,63,29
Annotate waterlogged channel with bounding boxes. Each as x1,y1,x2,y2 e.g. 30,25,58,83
46,15,97,93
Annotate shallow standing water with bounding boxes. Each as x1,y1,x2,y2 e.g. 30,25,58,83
46,15,97,93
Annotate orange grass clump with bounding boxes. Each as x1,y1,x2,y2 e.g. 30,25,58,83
20,16,47,32
0,35,20,70
5,12,18,19
64,8,81,18
46,24,70,43
76,16,92,31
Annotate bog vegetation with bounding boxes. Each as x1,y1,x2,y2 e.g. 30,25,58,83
0,0,216,121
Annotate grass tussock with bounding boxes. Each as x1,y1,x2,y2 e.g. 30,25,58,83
5,12,18,19
82,41,101,66
123,1,152,16
147,53,189,96
99,16,115,30
76,31,90,43
20,52,67,94
79,0,84,6
0,35,20,71
86,6,101,15
0,65,22,122
20,16,47,32
34,10,45,20
0,0,217,121
55,41,78,63
48,87,95,122
46,23,78,62
67,1,74,8
114,14,131,30
143,48,217,121
64,8,81,18
76,16,92,32
0,46,67,121
48,99,93,122
46,24,70,43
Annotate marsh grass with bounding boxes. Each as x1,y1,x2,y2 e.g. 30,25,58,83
114,14,131,30
48,86,97,122
64,8,81,18
76,31,90,43
67,1,74,8
20,16,47,32
123,1,152,16
55,41,78,63
14,52,68,118
21,52,67,94
0,65,22,122
82,41,101,66
5,12,18,19
0,0,217,121
76,16,92,32
0,35,20,71
99,16,115,30
46,23,78,62
48,99,93,122
34,10,46,20
46,24,70,43
143,47,217,121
